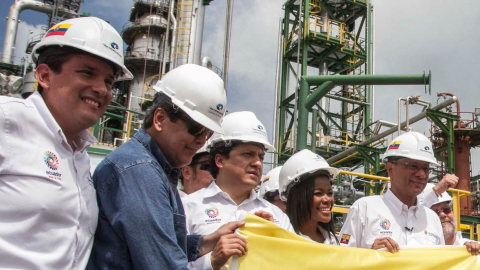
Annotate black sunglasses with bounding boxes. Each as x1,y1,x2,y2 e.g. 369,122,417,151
175,113,214,139
190,160,210,171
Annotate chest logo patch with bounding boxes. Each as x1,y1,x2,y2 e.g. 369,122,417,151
44,151,59,170
44,151,62,181
205,207,219,218
380,218,391,230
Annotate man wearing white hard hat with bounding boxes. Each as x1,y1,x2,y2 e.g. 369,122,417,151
259,166,287,212
0,17,132,269
339,131,446,253
421,184,480,255
89,65,244,269
182,111,293,270
179,145,214,197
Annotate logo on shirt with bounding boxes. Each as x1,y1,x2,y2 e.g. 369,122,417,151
44,151,59,170
340,234,350,245
205,207,219,218
204,207,221,224
44,151,62,180
379,218,391,230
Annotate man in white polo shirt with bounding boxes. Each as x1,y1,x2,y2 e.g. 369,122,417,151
183,111,293,269
339,132,445,252
0,17,132,269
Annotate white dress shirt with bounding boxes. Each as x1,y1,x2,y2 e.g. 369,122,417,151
339,189,445,249
299,226,339,245
182,181,294,269
0,92,98,270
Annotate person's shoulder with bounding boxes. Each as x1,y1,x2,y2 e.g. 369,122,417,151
103,139,155,169
353,194,381,205
0,96,34,114
182,187,207,204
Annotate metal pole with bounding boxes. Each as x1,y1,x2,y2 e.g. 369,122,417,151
272,18,283,165
291,0,305,152
222,0,233,89
2,0,78,64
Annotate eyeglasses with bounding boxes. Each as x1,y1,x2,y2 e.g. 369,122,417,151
390,161,433,174
431,207,452,216
175,113,214,139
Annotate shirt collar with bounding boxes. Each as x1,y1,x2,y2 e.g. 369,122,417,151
28,92,96,151
383,189,418,217
203,181,267,207
133,128,180,181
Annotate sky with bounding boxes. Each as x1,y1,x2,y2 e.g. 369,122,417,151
1,0,480,176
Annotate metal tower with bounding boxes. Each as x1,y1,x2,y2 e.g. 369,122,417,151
275,0,371,166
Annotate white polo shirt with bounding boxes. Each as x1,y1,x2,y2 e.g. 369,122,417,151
339,189,445,249
182,181,293,269
0,92,98,270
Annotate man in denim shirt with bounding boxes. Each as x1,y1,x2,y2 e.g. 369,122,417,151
88,64,239,269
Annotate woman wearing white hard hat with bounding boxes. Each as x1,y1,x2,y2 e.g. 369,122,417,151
279,149,340,244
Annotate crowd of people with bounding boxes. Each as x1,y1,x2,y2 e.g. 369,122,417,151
0,17,479,270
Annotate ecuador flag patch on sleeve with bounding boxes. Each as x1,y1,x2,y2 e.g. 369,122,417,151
340,234,351,245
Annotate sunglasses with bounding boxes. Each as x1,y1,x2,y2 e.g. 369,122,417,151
432,207,452,216
191,160,210,171
175,113,214,139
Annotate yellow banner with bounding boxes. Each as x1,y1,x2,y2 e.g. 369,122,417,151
230,213,480,270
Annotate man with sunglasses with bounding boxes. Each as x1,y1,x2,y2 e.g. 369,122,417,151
89,64,245,270
340,131,445,253
422,186,480,255
179,145,214,197
182,111,293,270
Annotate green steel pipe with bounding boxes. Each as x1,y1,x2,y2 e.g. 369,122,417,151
305,73,431,86
297,78,310,149
304,73,431,110
305,81,335,109
311,109,318,151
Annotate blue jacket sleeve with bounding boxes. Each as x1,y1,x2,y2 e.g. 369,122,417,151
93,162,191,270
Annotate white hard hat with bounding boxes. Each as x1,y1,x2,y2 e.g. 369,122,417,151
259,166,282,199
32,17,133,81
208,111,275,151
279,149,339,201
153,64,226,134
382,131,439,166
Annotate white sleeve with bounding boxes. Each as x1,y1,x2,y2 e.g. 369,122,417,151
418,187,439,208
187,252,213,270
338,201,364,248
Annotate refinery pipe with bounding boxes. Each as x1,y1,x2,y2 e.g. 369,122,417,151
2,0,78,64
326,96,458,164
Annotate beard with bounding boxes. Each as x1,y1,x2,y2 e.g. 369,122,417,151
442,217,456,239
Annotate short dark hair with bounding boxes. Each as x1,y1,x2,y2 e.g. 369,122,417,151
209,141,265,178
36,46,118,94
286,172,339,244
143,92,178,129
209,141,242,178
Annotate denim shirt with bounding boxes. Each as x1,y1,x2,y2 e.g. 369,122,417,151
87,129,202,270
